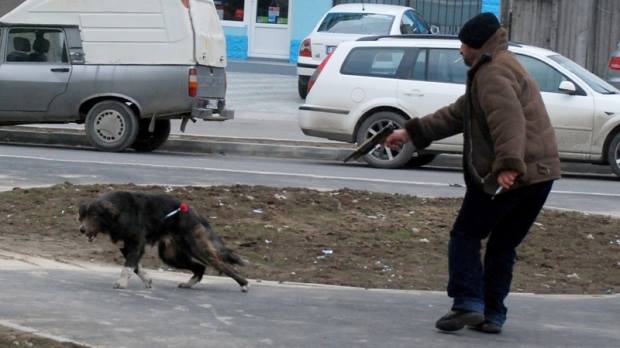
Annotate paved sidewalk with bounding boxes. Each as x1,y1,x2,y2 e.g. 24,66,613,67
1,251,618,348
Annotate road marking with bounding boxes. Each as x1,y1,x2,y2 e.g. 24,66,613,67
1,154,619,198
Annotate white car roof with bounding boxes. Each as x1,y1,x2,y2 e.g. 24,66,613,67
328,4,410,16
349,36,562,58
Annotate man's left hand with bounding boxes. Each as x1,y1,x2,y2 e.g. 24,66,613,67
497,170,520,189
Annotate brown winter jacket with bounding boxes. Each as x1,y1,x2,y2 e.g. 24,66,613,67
404,28,561,194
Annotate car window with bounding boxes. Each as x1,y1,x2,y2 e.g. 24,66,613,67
548,54,618,94
6,28,68,63
318,13,395,35
411,10,430,33
401,11,421,34
341,47,406,78
515,54,569,93
410,48,466,84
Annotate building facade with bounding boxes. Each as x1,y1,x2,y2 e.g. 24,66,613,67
222,0,499,63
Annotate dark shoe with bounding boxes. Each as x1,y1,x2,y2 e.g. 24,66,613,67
469,321,502,334
435,310,485,332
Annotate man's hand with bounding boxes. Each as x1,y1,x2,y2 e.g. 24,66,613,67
497,170,520,190
384,129,410,149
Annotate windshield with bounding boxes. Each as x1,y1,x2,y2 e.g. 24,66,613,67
549,54,619,94
318,13,395,35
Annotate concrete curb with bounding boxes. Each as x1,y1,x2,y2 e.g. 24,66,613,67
0,126,354,161
0,126,615,177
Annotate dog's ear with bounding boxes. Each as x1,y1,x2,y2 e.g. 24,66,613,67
100,200,119,219
78,201,89,220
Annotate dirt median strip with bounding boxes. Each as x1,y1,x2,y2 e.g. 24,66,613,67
1,182,618,295
0,322,90,348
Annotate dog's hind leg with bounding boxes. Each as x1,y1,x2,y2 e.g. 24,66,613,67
158,237,206,289
134,264,152,289
190,226,249,293
178,263,206,289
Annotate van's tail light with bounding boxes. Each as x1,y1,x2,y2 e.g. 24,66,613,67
189,68,198,97
299,38,312,58
307,50,335,94
610,56,620,71
180,0,190,9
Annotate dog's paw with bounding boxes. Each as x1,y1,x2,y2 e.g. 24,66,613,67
178,282,193,289
143,278,152,289
241,285,249,293
113,282,127,289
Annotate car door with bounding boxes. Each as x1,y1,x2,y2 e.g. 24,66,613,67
0,27,71,119
397,47,466,151
515,54,594,158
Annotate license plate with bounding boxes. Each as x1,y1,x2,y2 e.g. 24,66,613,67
326,45,336,54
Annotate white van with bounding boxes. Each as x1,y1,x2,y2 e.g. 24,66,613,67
0,0,233,152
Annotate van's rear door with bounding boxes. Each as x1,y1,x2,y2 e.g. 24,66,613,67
189,0,226,68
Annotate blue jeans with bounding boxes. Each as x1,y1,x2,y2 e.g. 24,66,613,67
448,180,553,326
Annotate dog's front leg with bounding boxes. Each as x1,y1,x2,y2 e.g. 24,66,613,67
114,267,133,289
134,264,152,289
115,242,145,289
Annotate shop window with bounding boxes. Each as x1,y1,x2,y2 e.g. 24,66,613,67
214,0,245,22
256,0,289,25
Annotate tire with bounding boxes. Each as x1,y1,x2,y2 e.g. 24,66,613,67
131,119,171,152
298,76,309,99
355,111,414,169
406,153,437,168
607,132,620,178
85,101,139,152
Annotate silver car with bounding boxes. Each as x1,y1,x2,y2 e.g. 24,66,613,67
607,41,620,89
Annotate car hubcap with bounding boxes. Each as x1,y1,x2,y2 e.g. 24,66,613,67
364,120,401,161
94,110,125,143
615,142,620,167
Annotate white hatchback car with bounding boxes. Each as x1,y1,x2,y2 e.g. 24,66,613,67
296,3,434,99
298,35,620,177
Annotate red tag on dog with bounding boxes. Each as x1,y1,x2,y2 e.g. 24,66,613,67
179,203,189,213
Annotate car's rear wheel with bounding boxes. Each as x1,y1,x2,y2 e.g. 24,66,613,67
298,76,309,99
355,111,414,169
131,119,171,152
406,153,437,168
607,132,620,178
85,101,138,152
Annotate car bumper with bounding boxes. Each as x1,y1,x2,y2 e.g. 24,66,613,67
298,105,353,142
297,62,319,77
191,98,234,121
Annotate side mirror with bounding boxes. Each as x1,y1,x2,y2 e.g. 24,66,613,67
430,25,440,35
558,80,577,94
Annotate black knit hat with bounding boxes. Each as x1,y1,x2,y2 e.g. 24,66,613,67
458,12,500,49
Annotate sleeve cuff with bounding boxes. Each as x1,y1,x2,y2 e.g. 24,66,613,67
492,157,527,176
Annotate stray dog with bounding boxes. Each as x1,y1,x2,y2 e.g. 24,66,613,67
78,191,249,292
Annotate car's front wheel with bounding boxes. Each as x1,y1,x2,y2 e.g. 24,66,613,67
607,131,620,178
355,111,414,169
85,101,139,152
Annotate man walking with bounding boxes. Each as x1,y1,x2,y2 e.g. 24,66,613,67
385,13,560,333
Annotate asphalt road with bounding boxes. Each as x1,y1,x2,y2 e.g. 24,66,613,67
0,144,618,217
1,252,618,348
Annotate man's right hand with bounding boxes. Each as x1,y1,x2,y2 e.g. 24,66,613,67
384,129,411,149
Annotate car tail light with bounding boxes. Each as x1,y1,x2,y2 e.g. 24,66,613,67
299,38,312,58
180,0,190,9
189,68,198,97
610,57,620,71
307,50,335,94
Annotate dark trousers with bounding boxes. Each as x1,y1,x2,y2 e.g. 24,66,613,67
448,180,553,326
